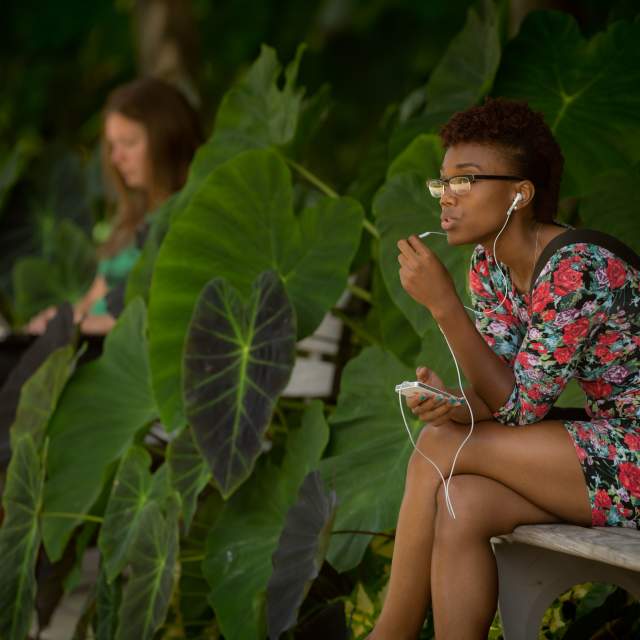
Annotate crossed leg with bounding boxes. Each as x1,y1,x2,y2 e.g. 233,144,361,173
368,418,592,640
431,475,557,638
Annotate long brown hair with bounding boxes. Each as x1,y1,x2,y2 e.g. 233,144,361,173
100,77,203,257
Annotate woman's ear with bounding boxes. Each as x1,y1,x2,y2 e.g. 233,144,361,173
514,180,535,209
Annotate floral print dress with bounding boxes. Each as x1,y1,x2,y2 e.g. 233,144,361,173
469,240,640,528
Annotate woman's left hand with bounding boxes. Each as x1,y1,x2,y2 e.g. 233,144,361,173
80,314,116,335
397,235,458,315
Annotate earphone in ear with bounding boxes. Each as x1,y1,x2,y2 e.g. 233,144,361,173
506,192,523,217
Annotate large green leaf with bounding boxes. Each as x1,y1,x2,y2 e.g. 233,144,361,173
10,344,76,451
579,165,640,256
127,40,316,300
42,298,158,560
166,425,211,533
493,11,640,197
203,401,329,640
124,45,328,309
321,347,419,572
266,470,337,640
184,271,296,498
364,265,421,367
115,494,180,640
12,219,97,323
554,378,587,409
423,0,503,122
0,435,45,640
0,303,75,461
95,567,122,640
176,492,222,636
148,149,363,430
125,193,177,305
373,134,471,337
346,105,399,214
192,44,307,176
415,321,470,389
126,43,312,302
390,0,504,160
125,155,223,308
98,447,170,582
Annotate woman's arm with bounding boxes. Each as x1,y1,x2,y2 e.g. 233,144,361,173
398,236,516,412
488,245,613,425
75,275,118,335
24,275,110,334
446,385,494,424
432,300,516,412
80,313,116,335
73,275,109,322
400,237,616,425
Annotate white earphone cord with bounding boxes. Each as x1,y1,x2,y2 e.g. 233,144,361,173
398,325,473,519
403,194,521,517
464,194,519,316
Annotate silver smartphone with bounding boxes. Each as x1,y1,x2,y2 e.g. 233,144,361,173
394,381,464,405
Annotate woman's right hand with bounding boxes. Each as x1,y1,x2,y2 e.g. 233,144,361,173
406,366,456,426
24,306,57,335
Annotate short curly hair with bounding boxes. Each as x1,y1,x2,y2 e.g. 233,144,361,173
439,98,564,222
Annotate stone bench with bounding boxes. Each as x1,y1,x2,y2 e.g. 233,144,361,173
282,311,343,398
491,524,640,639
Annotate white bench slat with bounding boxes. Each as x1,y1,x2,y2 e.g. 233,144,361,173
282,358,334,397
296,335,340,357
282,310,346,397
497,524,640,572
493,525,640,640
297,314,343,356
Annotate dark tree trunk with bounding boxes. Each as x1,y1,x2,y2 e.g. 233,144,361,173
134,0,201,105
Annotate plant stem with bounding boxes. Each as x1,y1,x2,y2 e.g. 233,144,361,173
42,512,104,524
330,308,377,347
282,155,380,239
284,157,338,198
362,217,380,239
277,398,311,411
273,403,289,431
347,283,372,304
332,528,395,540
180,554,205,563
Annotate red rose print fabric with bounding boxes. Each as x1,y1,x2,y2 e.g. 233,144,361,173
469,242,640,527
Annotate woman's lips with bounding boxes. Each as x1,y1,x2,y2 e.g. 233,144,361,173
441,217,456,231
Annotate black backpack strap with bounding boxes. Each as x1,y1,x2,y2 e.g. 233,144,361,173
530,229,640,295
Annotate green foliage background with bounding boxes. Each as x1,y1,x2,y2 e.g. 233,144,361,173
1,1,640,638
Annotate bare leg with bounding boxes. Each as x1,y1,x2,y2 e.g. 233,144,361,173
368,419,591,640
431,475,558,639
370,448,441,639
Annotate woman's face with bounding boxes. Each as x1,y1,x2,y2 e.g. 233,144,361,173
104,112,152,191
438,143,523,246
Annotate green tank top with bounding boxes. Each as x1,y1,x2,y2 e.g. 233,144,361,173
89,243,141,315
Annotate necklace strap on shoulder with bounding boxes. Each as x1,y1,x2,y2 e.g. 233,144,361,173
529,228,640,295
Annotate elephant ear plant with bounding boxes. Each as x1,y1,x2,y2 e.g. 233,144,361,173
0,44,364,639
2,6,640,639
148,148,364,432
182,270,297,498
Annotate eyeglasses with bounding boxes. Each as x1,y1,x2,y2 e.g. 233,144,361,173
426,174,525,198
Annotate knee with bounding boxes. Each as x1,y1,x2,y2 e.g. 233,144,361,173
406,422,457,483
434,476,487,543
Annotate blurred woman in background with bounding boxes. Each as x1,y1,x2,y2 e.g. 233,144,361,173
26,76,203,334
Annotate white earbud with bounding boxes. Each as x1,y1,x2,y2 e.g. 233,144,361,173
506,192,523,216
